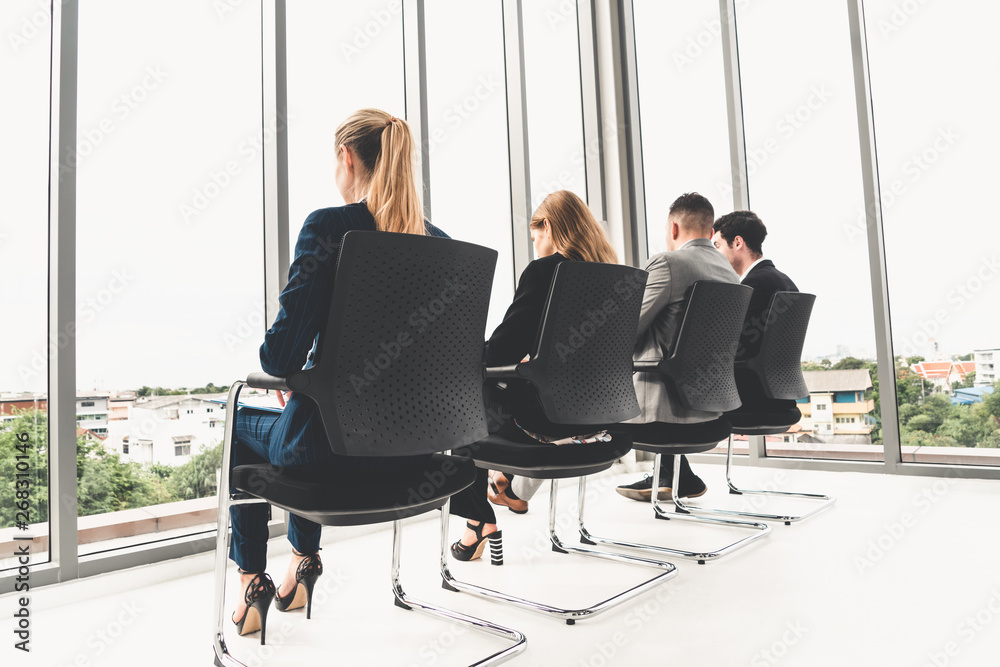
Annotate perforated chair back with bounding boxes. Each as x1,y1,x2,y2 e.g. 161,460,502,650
293,231,497,457
657,281,752,412
744,292,815,400
515,262,647,426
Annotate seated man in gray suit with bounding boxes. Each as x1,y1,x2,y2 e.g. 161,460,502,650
616,193,740,501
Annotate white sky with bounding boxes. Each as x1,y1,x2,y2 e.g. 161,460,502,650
1,0,998,394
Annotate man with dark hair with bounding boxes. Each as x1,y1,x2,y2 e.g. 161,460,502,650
712,210,798,411
616,193,740,502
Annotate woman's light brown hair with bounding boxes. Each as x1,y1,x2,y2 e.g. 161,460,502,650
530,190,618,264
334,108,424,235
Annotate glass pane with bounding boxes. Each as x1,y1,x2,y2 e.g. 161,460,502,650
74,0,264,554
425,1,514,333
0,0,51,570
737,0,883,461
632,0,734,256
286,0,406,254
865,1,1000,464
523,0,587,211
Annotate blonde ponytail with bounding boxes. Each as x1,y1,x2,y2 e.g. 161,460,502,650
334,109,424,235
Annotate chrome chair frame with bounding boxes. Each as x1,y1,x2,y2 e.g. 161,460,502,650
212,382,526,667
577,452,771,565
722,433,836,525
440,477,677,625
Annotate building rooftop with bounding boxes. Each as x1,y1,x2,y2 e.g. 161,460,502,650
803,369,872,393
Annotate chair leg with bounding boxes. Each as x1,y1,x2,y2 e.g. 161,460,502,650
723,435,837,525
391,520,527,665
578,453,771,565
440,485,677,625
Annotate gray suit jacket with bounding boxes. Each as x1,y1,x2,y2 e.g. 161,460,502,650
627,237,740,425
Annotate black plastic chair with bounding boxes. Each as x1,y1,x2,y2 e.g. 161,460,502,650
441,261,678,625
579,281,773,564
211,231,525,666
722,291,836,524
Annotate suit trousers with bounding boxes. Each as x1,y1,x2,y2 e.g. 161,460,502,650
228,408,323,572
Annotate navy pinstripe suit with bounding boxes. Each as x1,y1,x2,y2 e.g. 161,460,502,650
229,202,449,571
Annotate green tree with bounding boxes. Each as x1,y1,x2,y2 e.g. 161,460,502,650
168,441,223,500
832,357,869,370
906,355,925,366
0,411,49,530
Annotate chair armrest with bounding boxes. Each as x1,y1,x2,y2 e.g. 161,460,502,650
245,372,290,391
632,360,661,373
485,365,520,380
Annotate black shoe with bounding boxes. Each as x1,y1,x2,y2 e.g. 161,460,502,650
273,550,323,619
233,571,276,644
450,521,504,565
616,463,708,501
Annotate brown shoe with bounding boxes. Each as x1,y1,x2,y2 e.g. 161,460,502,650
487,471,528,514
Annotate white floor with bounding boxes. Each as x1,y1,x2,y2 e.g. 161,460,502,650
3,462,1000,667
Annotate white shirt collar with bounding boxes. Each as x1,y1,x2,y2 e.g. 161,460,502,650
740,257,766,282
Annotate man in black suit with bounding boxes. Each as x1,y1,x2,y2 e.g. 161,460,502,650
712,210,798,412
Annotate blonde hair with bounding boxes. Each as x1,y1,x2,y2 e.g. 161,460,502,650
530,191,618,264
334,108,424,235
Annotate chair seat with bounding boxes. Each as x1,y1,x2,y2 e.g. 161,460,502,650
613,417,733,455
728,407,801,435
231,453,476,527
454,431,633,479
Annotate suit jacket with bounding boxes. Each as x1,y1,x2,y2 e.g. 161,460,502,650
735,259,798,413
484,253,583,437
627,237,740,425
738,259,798,361
258,202,448,466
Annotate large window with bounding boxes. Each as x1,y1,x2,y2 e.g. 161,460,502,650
737,0,884,461
424,1,514,333
632,0,734,257
0,0,52,571
73,0,265,554
286,0,406,252
865,0,1000,462
523,0,588,211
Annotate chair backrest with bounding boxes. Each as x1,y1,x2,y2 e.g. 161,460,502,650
516,261,647,426
658,281,753,412
295,231,497,457
744,292,815,400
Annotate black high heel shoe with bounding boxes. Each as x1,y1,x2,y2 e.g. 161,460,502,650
233,571,276,644
450,521,503,565
273,550,323,619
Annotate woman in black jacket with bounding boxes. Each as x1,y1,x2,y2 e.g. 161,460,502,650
449,190,619,561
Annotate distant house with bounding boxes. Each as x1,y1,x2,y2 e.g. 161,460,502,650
974,348,999,387
912,360,977,393
797,370,875,444
952,386,995,406
76,394,110,436
104,394,226,466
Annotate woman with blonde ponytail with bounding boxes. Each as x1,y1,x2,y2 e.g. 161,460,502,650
226,109,448,640
449,190,619,561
